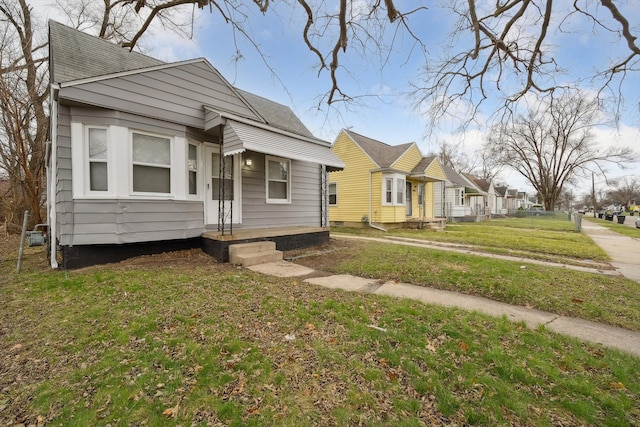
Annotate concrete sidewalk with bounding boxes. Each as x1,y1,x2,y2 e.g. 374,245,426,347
247,222,640,357
580,218,640,282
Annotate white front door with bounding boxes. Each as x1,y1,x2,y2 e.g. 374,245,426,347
205,146,241,226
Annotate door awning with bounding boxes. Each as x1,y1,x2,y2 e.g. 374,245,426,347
222,120,345,171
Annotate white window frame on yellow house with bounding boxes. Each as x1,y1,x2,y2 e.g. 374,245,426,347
329,182,337,206
382,173,406,206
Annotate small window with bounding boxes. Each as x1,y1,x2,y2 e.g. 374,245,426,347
266,156,290,203
188,143,198,195
385,178,393,204
87,127,108,191
212,153,234,200
329,182,337,206
396,179,405,204
132,132,171,194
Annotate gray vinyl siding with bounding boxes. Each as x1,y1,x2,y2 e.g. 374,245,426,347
59,62,260,129
237,152,322,229
70,199,203,245
56,104,206,246
56,105,73,246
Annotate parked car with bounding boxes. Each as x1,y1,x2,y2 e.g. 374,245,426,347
636,216,640,229
524,206,555,216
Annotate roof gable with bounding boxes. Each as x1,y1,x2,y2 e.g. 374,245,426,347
49,20,316,140
344,129,414,168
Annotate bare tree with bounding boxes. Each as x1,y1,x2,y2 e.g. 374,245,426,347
415,1,640,125
2,0,639,229
484,90,635,211
607,177,640,209
430,139,476,174
0,0,194,228
0,0,48,228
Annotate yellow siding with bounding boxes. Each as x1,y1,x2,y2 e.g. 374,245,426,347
425,182,435,217
425,158,446,180
329,131,377,223
391,144,422,172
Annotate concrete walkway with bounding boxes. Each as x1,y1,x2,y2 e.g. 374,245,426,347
580,218,640,282
248,222,640,357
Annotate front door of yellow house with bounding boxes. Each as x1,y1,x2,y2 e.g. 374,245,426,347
204,146,241,226
406,181,412,217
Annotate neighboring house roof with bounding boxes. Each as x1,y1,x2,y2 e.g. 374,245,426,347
411,155,436,174
440,163,469,187
49,20,313,139
495,186,508,197
464,175,489,192
461,173,486,194
343,129,414,168
507,189,518,198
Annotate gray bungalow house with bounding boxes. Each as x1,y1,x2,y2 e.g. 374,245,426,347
46,21,344,268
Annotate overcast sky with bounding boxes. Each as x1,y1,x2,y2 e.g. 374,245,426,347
34,0,640,194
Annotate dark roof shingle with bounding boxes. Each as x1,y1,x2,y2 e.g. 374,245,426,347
344,129,413,168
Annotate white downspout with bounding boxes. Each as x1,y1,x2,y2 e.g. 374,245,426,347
368,171,387,231
49,85,59,268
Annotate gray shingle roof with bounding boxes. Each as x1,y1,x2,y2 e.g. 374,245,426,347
440,163,469,187
49,20,315,139
49,20,163,83
236,89,314,138
411,155,436,174
344,129,414,168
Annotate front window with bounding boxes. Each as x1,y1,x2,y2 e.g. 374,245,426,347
396,179,405,204
266,156,290,203
188,143,198,196
385,178,393,204
455,188,465,206
329,182,337,206
87,127,108,192
212,153,234,200
132,132,171,194
383,174,406,206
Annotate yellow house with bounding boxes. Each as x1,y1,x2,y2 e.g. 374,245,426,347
329,129,447,229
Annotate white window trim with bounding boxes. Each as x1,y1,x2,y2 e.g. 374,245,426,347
329,182,338,206
72,122,116,198
382,173,406,206
72,122,196,200
265,155,291,204
130,129,174,197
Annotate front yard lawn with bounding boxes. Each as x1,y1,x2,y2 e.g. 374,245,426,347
333,216,609,262
1,239,639,426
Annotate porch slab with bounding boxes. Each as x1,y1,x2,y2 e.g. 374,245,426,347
202,226,330,262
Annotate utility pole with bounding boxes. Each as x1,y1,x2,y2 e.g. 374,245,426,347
591,172,597,218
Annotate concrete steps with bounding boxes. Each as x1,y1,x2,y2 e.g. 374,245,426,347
229,241,283,266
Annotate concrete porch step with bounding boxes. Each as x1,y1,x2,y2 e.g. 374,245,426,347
229,241,283,266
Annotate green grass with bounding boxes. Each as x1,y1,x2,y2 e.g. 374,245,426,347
584,215,640,238
2,228,639,426
333,216,609,263
316,241,640,331
1,250,639,426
